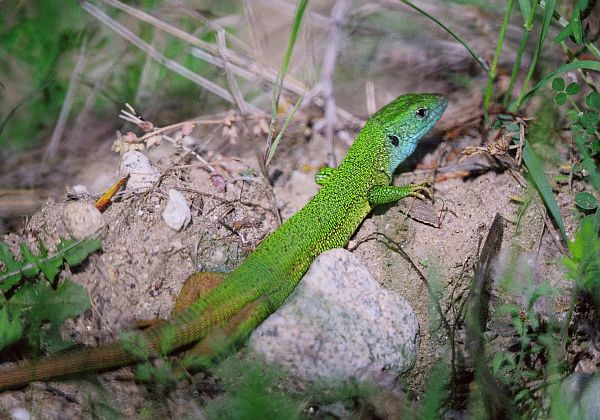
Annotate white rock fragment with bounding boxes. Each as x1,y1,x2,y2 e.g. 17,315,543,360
10,408,31,420
249,248,418,383
71,184,90,195
162,189,191,231
63,202,106,239
119,151,159,191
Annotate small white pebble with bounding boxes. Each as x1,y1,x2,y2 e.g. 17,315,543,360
162,189,191,231
11,408,31,420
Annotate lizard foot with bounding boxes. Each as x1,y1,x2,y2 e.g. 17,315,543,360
407,178,433,200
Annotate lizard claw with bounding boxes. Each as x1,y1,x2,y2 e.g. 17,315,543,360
408,178,433,200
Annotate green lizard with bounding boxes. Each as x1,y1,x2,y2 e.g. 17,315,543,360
0,93,447,390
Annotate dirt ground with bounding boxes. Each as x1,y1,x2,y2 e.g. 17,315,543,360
0,1,588,418
0,96,578,417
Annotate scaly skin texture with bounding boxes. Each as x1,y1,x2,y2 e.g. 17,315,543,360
0,93,447,390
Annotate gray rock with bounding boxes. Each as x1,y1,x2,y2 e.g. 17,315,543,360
249,249,418,383
162,189,191,231
10,408,31,420
560,373,600,420
119,151,159,191
63,202,105,239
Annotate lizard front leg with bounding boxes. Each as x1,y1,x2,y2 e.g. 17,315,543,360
368,178,433,205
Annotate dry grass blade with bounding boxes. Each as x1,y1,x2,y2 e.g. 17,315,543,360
167,0,250,52
101,0,307,97
241,0,263,59
319,0,351,167
82,1,263,113
45,39,87,160
257,0,331,29
216,29,249,115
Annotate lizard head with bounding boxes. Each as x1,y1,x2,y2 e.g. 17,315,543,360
371,93,447,176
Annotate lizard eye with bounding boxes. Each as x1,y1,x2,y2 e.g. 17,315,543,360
415,108,428,119
388,134,400,147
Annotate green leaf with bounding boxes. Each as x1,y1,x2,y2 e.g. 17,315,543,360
38,237,61,282
575,192,598,210
57,238,102,267
497,114,515,121
580,111,599,129
517,0,531,26
554,92,567,105
0,242,22,292
594,208,600,232
572,7,583,44
9,279,91,352
10,279,90,321
527,281,554,310
554,23,573,44
492,351,515,373
573,133,600,190
531,343,546,354
563,218,600,300
19,243,40,278
567,110,580,124
39,256,63,283
522,142,567,241
119,331,151,361
591,139,600,155
551,77,564,91
565,82,580,95
585,91,600,109
0,306,24,351
518,61,600,107
515,389,530,402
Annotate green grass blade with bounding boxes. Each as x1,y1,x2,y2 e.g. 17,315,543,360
512,0,557,111
502,31,530,107
399,0,488,72
517,0,532,25
279,0,309,85
573,132,600,191
503,0,540,106
266,93,304,166
264,0,309,165
514,60,600,108
522,141,567,241
483,0,514,123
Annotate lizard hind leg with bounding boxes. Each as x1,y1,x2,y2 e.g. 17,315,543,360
181,296,273,369
173,272,228,315
133,272,227,330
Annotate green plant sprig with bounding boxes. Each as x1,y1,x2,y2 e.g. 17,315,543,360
0,237,101,354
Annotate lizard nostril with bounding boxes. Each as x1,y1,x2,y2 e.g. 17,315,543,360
388,135,400,146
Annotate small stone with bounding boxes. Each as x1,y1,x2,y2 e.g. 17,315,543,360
249,249,418,384
10,408,31,420
71,184,90,195
560,373,600,419
119,151,159,191
63,202,106,239
162,189,191,231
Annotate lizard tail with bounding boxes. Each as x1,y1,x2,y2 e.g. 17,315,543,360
0,289,262,391
0,342,140,391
